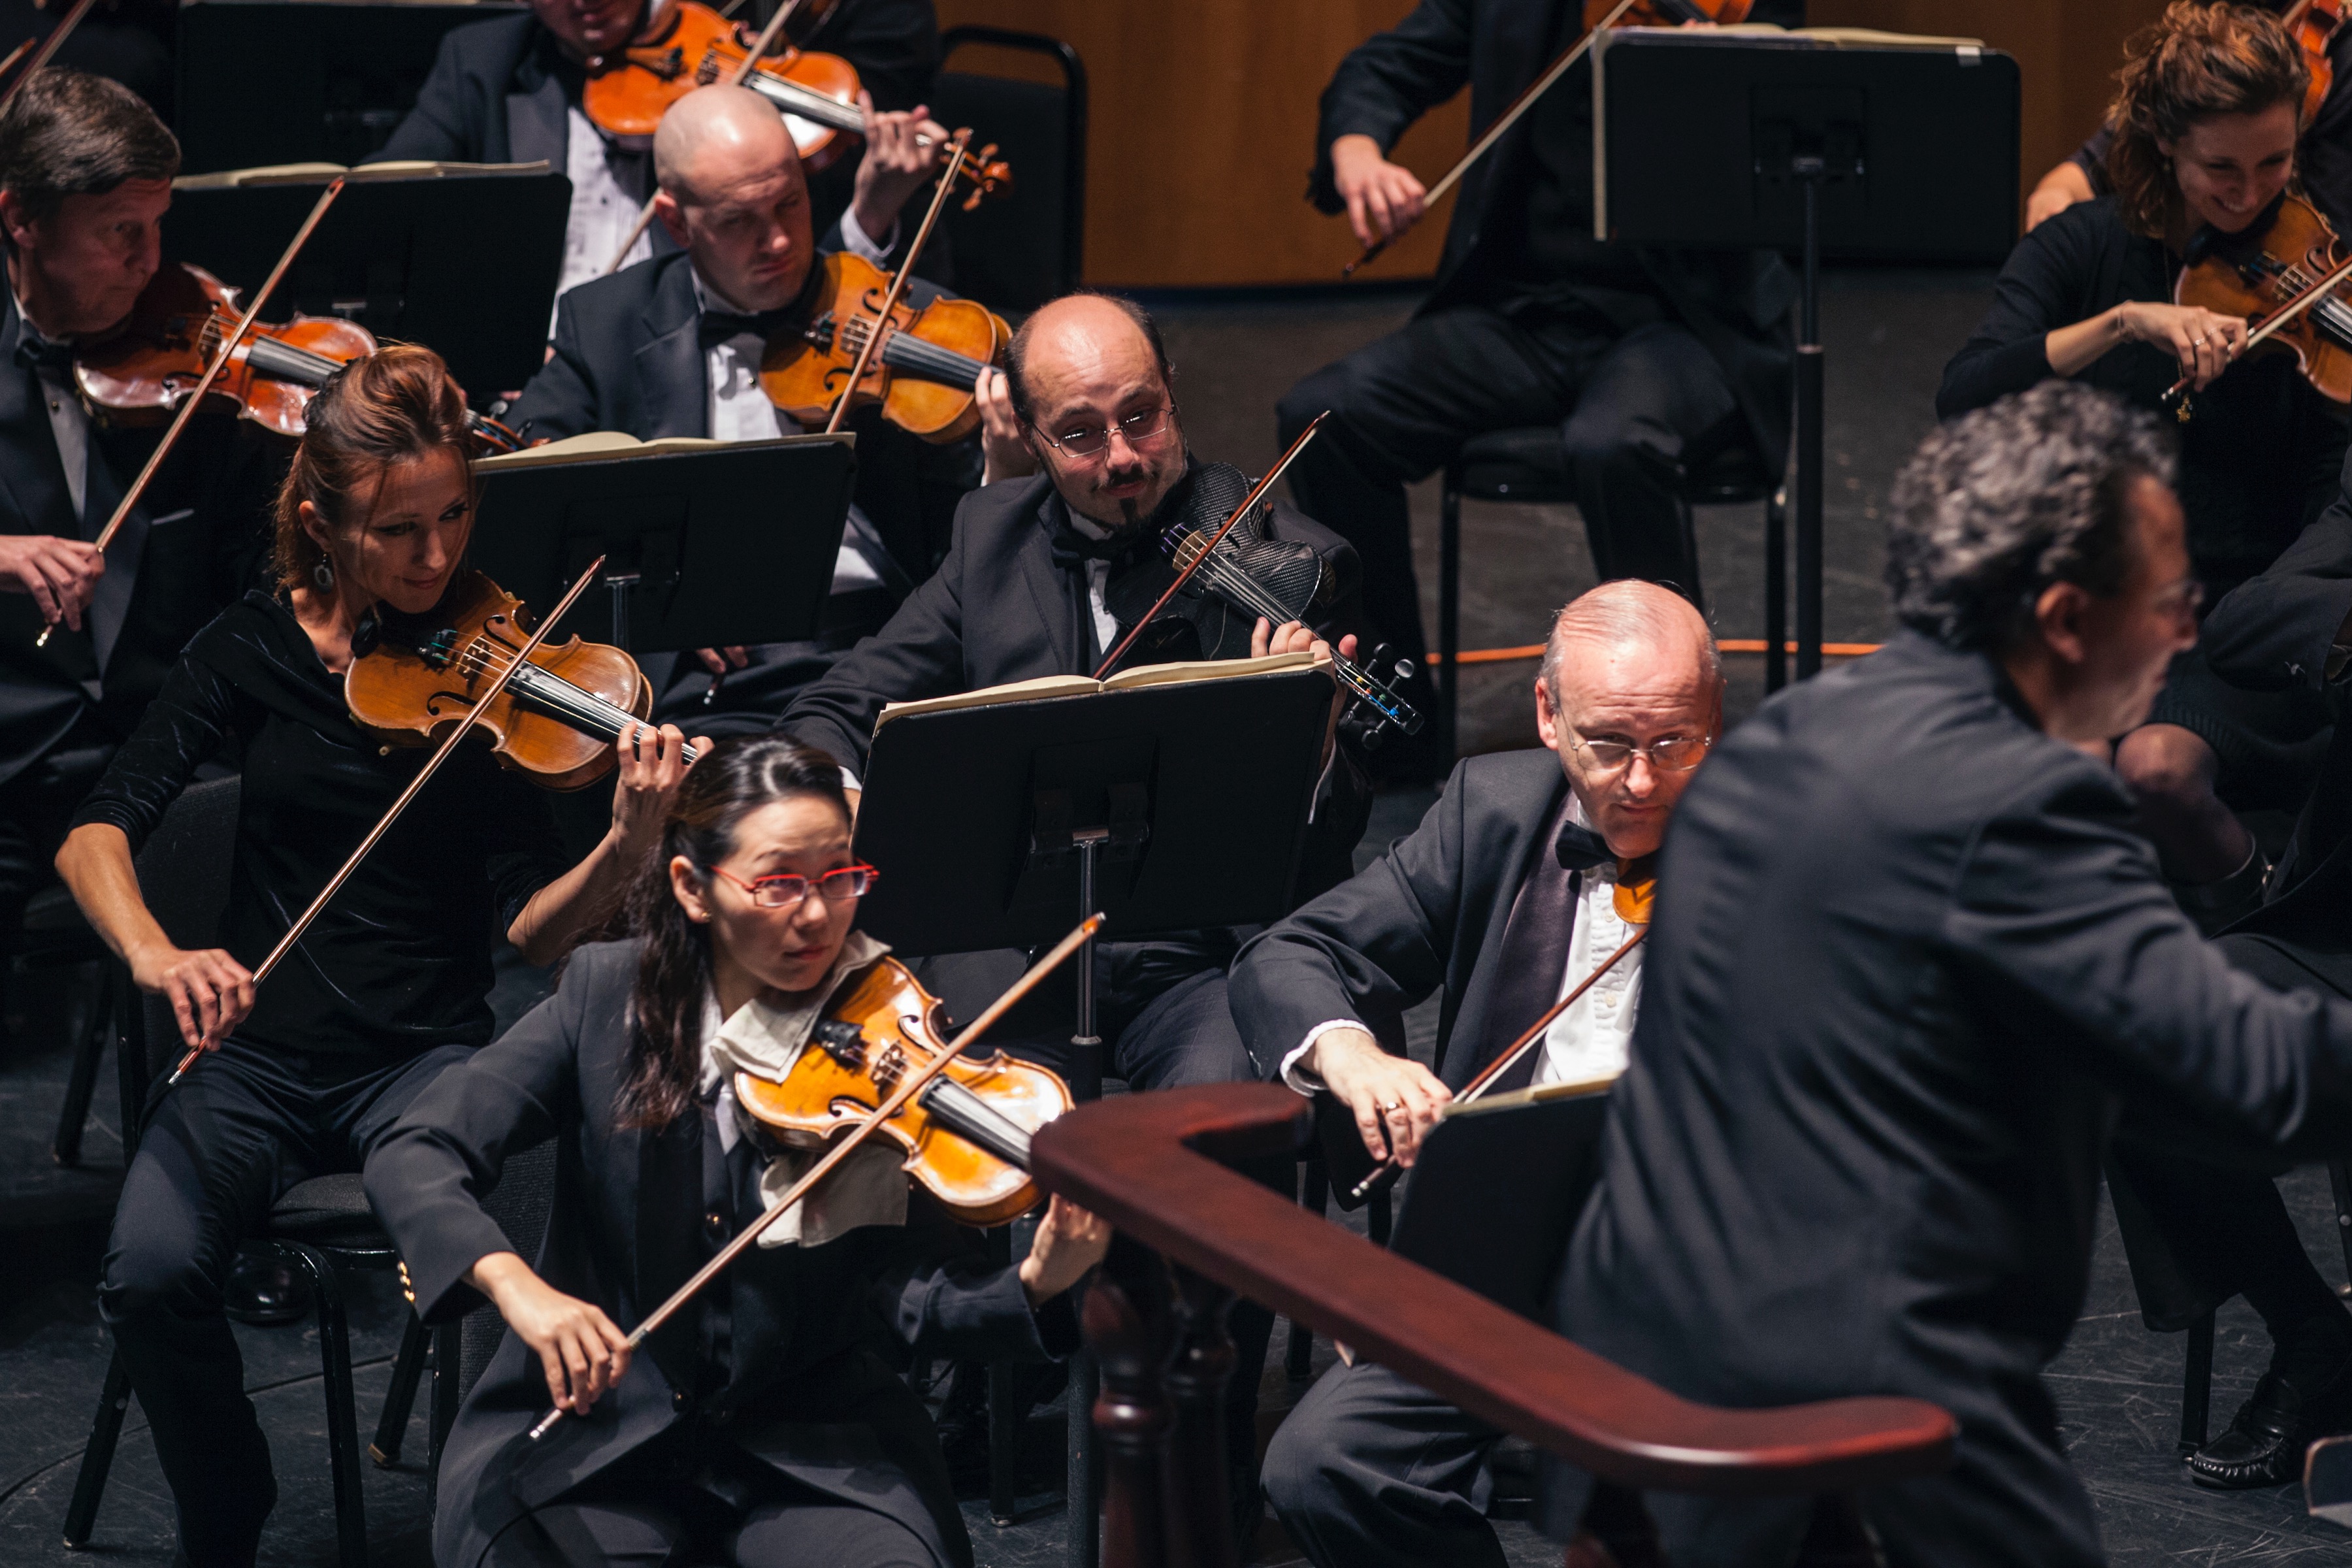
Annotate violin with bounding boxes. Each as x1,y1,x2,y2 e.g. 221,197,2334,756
1099,463,1423,746
730,955,1073,1226
346,569,690,791
581,0,1011,205
2170,191,2352,410
2289,0,2349,127
72,261,524,451
759,249,1010,442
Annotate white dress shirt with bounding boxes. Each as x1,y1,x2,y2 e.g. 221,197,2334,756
32,355,88,525
1282,792,1643,1093
554,108,655,324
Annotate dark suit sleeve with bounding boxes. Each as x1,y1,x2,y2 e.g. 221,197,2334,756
365,949,593,1322
777,510,974,774
68,636,240,852
866,1193,1081,1363
366,30,484,164
1230,764,1469,1078
2200,450,2352,691
1947,762,2352,1158
1936,206,2099,417
504,290,602,442
807,0,938,112
1308,0,1474,214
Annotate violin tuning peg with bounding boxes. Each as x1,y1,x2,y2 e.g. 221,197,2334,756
1369,642,1394,665
1394,659,1416,680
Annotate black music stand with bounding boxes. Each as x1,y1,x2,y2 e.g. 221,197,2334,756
466,435,858,653
851,657,1331,1567
1593,26,2019,682
164,167,569,404
176,1,527,172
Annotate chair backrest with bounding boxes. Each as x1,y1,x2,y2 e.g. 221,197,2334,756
932,28,1086,312
457,1139,558,1399
121,775,242,1094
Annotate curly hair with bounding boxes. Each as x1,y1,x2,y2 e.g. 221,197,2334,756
1886,383,2177,653
2107,1,2307,238
617,735,852,1130
271,344,474,595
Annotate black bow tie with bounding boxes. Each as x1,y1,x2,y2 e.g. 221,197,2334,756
14,326,72,377
699,307,794,350
1045,515,1153,574
1555,818,1614,872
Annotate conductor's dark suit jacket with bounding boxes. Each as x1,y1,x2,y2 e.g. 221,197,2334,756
0,289,278,787
365,940,1075,1568
1306,0,1803,473
504,248,978,596
1548,630,2352,1567
1228,747,1566,1086
2200,457,2352,995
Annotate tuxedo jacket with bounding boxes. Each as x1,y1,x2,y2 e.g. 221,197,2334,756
0,291,280,789
1307,0,1801,472
2198,465,2352,992
365,939,1074,1568
369,4,941,253
1552,630,2352,1558
1230,747,1567,1086
504,248,978,591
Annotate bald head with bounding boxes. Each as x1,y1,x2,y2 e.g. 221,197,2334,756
1536,581,1723,860
1008,291,1186,531
654,86,797,204
1541,580,1718,700
651,86,812,312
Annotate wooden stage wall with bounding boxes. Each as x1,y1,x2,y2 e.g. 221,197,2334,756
933,0,2172,289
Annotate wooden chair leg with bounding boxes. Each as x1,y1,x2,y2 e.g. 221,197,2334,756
1567,1479,1669,1568
1164,1262,1238,1568
61,1349,133,1548
2180,1310,2217,1454
1287,1162,1328,1379
370,1309,432,1467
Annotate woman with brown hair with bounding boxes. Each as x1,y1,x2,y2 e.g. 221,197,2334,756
52,343,706,1568
1942,0,2347,917
365,732,1109,1568
1942,3,2352,1492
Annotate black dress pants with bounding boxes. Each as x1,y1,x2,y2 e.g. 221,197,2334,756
98,1037,474,1568
1276,302,1743,659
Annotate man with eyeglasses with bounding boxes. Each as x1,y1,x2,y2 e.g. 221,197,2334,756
1228,578,1716,1568
779,287,1371,1530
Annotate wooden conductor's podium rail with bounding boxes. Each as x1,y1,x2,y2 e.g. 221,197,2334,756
1031,1084,1955,1565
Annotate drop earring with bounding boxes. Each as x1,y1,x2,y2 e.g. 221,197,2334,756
313,558,335,592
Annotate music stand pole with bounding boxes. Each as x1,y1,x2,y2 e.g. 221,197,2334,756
1066,825,1105,1568
1795,161,1825,681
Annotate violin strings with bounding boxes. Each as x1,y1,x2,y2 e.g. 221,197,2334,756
2265,263,2352,347
833,316,988,386
1173,532,1407,715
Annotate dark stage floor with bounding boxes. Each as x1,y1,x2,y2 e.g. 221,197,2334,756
5,274,2348,1566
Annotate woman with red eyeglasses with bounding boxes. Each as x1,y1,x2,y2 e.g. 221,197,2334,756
365,733,1109,1568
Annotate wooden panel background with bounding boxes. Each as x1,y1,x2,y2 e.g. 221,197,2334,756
934,1,2171,288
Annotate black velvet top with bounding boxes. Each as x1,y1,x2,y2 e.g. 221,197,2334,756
71,591,567,1073
1938,195,2350,601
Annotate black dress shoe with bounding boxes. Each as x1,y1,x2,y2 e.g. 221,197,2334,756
2187,1351,2352,1489
222,1255,308,1327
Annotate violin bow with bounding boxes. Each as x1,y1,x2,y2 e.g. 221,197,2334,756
1345,0,1642,277
821,126,972,434
2163,246,2352,407
1090,412,1329,681
602,0,808,275
527,911,1107,1441
1346,924,1648,1205
36,178,348,649
0,0,103,110
167,554,612,1085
